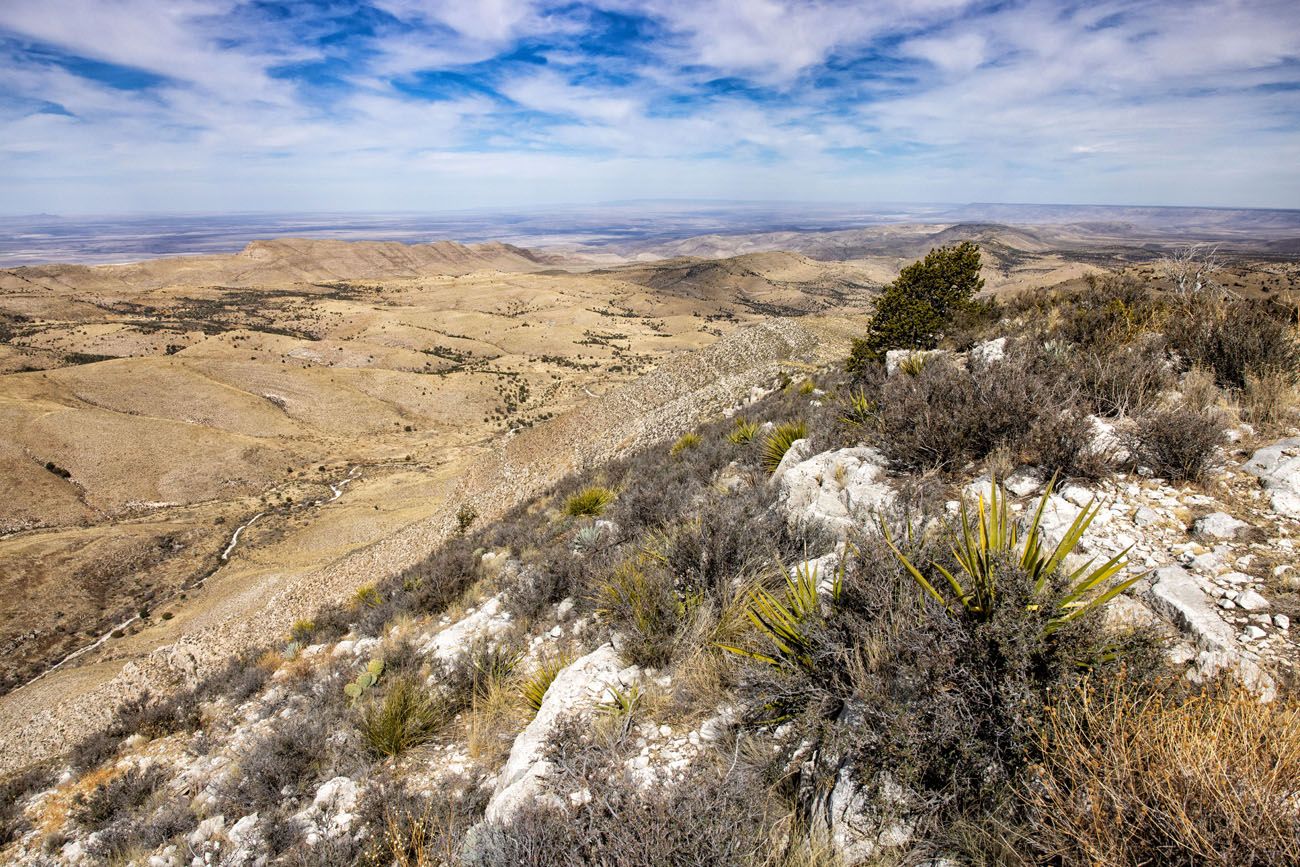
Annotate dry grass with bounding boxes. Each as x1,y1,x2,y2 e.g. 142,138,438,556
1029,677,1300,866
464,677,529,765
1242,368,1298,432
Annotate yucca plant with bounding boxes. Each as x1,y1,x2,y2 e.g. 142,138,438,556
520,655,570,715
884,479,1138,636
469,643,522,698
718,558,841,671
897,352,929,376
761,420,808,473
353,584,383,608
726,417,760,444
670,432,701,455
564,486,615,517
838,389,876,429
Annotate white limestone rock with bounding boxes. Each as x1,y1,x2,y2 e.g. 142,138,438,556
777,447,894,530
1192,512,1251,540
969,337,1007,366
1235,590,1270,612
485,644,639,823
770,438,814,486
420,595,512,663
1243,437,1300,518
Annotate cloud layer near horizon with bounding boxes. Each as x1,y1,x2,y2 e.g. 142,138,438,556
1,0,1298,213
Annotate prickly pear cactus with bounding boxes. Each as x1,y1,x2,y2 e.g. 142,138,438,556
344,657,386,705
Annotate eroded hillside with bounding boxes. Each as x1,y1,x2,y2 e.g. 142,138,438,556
0,239,874,700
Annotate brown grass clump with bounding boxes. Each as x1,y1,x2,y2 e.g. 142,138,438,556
1029,678,1300,866
1242,368,1298,431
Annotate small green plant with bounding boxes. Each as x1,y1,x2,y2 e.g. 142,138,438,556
282,640,302,660
718,558,841,671
884,480,1139,637
456,503,478,534
289,618,315,643
838,389,876,429
344,658,385,705
726,417,760,444
353,584,382,608
360,676,442,757
761,421,807,473
564,486,615,517
572,524,606,552
598,683,641,718
521,655,570,714
670,432,702,456
470,643,521,697
897,352,929,376
798,379,816,395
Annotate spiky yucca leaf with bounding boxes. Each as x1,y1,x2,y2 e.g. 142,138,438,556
670,432,702,455
838,389,876,429
564,486,614,517
718,557,842,670
520,655,571,714
727,418,761,444
884,479,1140,636
761,421,808,473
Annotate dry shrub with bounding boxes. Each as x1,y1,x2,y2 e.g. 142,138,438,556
1129,404,1226,481
1025,406,1113,482
1172,298,1300,390
1075,337,1173,418
1030,678,1300,866
1180,366,1223,414
1242,368,1298,431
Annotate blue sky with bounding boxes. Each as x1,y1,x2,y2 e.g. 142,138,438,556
1,0,1298,214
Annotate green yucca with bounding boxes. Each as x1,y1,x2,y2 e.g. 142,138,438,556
761,421,808,473
884,479,1139,636
353,584,383,608
718,558,842,671
838,389,876,429
798,379,817,395
670,432,702,455
726,418,760,444
520,655,570,714
564,486,615,517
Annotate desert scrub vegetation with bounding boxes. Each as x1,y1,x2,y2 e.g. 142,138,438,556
1030,677,1300,866
360,676,444,757
1128,403,1227,481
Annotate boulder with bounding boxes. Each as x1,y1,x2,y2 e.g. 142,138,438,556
777,448,894,530
1192,512,1251,540
1004,468,1043,498
969,337,1007,366
770,438,814,486
485,644,639,823
812,766,914,865
1243,437,1300,518
420,596,512,663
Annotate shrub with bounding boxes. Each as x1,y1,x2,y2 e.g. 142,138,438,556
875,354,1043,471
472,750,787,866
719,559,840,673
726,418,760,444
0,766,54,844
1172,298,1299,390
71,766,167,831
354,584,383,608
1046,275,1165,348
1075,338,1173,418
357,779,488,867
223,716,329,811
669,432,701,455
289,618,316,643
563,486,615,517
850,242,984,365
1242,367,1298,430
1025,405,1113,481
361,677,444,758
456,503,479,534
1030,677,1300,866
597,559,697,668
761,421,807,473
1129,404,1226,481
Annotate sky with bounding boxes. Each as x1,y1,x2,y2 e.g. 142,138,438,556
1,0,1299,215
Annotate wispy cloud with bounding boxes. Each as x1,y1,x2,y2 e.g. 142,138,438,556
0,0,1297,213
